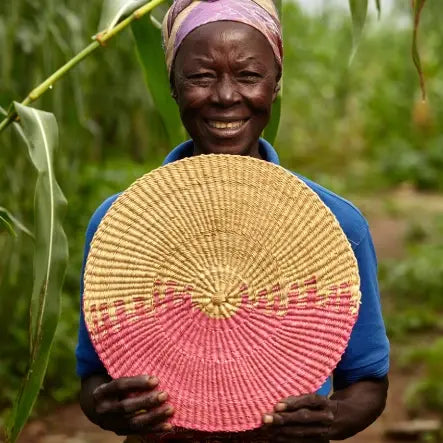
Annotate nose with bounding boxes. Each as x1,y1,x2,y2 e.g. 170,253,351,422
211,74,240,107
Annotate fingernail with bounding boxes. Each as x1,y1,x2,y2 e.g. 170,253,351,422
158,391,168,402
164,406,174,416
275,402,287,412
148,376,159,386
162,423,172,431
92,383,105,396
263,414,273,424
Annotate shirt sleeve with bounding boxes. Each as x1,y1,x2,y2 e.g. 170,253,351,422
75,195,120,378
333,227,390,389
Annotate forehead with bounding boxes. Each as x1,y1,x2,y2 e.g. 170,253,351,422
174,21,275,66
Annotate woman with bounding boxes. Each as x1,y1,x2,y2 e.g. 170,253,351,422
77,0,389,441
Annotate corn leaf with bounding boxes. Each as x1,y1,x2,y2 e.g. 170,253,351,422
412,0,427,101
0,207,34,238
264,0,282,145
5,103,68,443
349,0,368,62
0,214,16,236
98,0,148,32
264,94,281,146
132,16,185,147
375,0,381,19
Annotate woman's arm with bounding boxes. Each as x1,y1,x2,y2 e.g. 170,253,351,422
262,375,388,442
328,375,388,440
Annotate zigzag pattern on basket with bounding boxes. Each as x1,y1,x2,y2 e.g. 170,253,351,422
85,276,357,341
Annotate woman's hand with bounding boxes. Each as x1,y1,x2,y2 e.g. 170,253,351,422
262,394,336,442
80,373,174,436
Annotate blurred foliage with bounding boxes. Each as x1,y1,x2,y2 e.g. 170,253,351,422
402,338,443,413
381,214,443,340
1,0,443,423
380,214,443,413
277,0,443,193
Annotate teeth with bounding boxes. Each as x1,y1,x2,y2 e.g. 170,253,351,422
208,120,245,129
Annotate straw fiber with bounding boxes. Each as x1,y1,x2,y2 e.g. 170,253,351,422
83,154,361,432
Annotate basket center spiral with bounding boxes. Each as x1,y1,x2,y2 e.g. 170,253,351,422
211,292,225,306
165,265,246,320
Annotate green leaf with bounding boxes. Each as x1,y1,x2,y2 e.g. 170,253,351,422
349,0,368,62
5,104,68,443
264,94,281,146
0,214,16,236
263,0,282,145
98,0,148,32
375,0,381,19
412,0,427,101
132,16,185,147
0,207,34,238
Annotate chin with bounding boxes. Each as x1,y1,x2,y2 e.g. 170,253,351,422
195,139,259,157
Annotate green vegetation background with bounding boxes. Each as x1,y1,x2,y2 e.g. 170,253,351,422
0,0,442,423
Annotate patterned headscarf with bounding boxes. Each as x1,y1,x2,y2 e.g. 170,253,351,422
162,0,283,76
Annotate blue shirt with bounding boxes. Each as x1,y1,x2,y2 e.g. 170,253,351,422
76,139,390,394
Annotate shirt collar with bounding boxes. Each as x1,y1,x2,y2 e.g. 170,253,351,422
162,138,280,166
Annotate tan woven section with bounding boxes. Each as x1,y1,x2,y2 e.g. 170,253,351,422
85,155,360,327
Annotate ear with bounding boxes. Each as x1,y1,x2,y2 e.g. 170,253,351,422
170,70,179,103
171,88,178,102
272,66,282,102
272,81,281,103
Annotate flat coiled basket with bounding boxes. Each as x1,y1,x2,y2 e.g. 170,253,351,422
83,154,361,432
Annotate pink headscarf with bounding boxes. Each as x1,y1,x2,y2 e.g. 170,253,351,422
162,0,283,76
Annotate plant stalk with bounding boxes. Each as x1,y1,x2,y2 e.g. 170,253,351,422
412,0,427,101
0,0,167,135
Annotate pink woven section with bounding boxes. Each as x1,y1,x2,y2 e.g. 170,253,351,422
88,283,357,431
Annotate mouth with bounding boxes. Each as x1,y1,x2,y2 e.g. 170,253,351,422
205,119,249,138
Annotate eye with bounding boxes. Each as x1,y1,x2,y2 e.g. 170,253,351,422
238,71,263,83
187,72,215,85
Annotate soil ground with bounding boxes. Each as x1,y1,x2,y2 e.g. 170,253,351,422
13,191,443,442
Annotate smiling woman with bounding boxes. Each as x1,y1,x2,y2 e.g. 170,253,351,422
77,1,389,442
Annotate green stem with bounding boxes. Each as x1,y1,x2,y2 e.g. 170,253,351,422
412,0,427,101
0,0,166,135
26,41,99,104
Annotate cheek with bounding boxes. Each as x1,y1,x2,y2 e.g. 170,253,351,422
242,84,276,114
178,86,210,113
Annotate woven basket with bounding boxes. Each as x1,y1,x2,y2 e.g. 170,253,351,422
83,154,361,432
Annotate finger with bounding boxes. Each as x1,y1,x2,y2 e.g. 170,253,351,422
146,421,175,433
93,375,159,401
274,436,328,443
277,424,330,439
114,421,173,436
119,421,174,436
127,404,174,434
267,408,334,426
121,391,169,415
96,390,168,415
274,394,329,412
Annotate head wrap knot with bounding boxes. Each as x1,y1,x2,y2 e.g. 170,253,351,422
162,0,283,76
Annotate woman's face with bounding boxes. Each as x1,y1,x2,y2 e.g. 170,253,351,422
172,21,280,158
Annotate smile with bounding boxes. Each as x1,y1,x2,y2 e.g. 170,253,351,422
207,120,247,130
